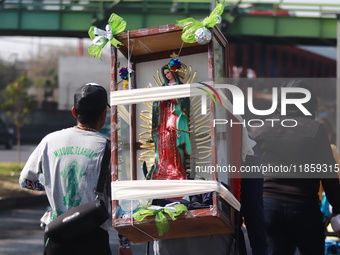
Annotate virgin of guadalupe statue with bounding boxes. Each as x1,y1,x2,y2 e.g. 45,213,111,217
147,63,191,180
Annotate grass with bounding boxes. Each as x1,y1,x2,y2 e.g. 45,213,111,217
0,162,44,198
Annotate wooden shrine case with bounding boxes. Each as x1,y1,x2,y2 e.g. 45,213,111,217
109,24,242,243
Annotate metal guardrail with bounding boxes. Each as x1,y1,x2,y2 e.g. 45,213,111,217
2,0,340,15
0,0,118,12
1,0,339,38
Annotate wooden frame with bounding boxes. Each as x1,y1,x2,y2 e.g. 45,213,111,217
110,24,241,243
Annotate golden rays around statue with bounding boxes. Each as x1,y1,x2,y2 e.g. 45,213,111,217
138,57,212,180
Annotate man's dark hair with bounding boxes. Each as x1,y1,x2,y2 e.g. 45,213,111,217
73,83,110,124
75,109,104,124
276,79,318,118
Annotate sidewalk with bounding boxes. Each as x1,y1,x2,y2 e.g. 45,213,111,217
0,195,152,255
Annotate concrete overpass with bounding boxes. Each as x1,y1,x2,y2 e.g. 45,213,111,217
1,0,339,46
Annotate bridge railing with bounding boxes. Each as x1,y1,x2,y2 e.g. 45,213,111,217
0,0,119,12
2,0,340,17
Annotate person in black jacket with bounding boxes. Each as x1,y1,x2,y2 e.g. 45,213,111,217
240,144,268,255
251,80,340,255
152,142,268,255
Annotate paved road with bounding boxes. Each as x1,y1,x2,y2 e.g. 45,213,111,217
0,144,37,163
0,204,153,255
0,146,254,255
0,146,153,255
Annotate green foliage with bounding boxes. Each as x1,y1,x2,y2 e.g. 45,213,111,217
27,57,57,88
0,59,24,91
0,162,36,197
0,162,24,179
0,74,36,128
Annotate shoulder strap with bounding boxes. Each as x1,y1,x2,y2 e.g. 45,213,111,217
96,139,111,194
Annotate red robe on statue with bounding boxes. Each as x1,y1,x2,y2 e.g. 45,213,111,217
152,99,187,180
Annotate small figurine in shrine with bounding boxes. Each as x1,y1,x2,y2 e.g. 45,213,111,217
147,58,191,180
119,66,129,90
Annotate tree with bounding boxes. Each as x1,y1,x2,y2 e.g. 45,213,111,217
0,74,36,164
0,58,25,91
26,45,78,90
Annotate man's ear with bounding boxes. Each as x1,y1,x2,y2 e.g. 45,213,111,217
100,109,107,121
98,109,107,128
71,107,77,118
